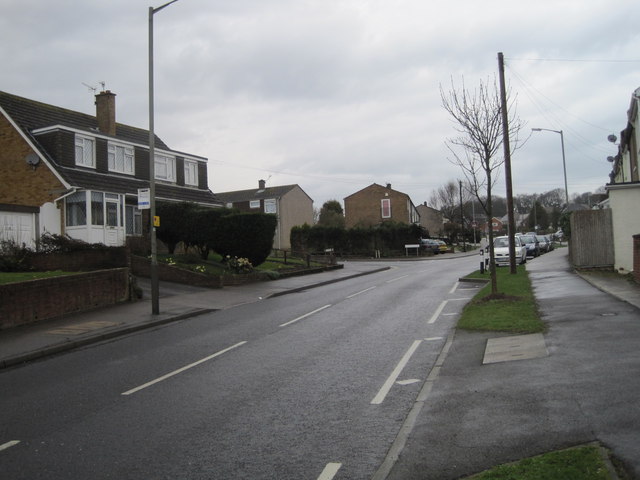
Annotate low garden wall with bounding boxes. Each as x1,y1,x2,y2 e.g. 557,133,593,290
0,268,131,330
131,256,223,288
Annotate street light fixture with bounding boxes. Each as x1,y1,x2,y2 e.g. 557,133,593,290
149,0,179,315
532,128,569,207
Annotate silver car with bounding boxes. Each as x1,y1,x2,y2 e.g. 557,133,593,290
493,235,527,266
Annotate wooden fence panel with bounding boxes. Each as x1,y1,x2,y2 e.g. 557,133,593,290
569,209,614,268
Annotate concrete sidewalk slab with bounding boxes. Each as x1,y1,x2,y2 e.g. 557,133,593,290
483,333,548,364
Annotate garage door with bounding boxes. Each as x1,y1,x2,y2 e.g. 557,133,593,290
0,211,35,248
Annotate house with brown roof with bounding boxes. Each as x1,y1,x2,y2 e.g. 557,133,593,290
0,90,221,248
216,180,313,250
343,183,420,228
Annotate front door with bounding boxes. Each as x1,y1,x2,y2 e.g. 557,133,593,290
104,194,123,246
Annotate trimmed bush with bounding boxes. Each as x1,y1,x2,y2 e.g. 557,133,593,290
213,213,278,266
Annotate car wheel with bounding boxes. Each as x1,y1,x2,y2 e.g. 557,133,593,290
520,254,526,265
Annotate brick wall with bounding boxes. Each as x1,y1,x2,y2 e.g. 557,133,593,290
0,268,130,329
28,248,129,271
131,255,223,288
344,184,411,228
0,115,65,207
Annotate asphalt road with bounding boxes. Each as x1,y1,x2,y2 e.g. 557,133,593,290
0,256,478,479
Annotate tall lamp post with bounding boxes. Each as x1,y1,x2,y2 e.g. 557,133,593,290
532,128,569,207
149,0,179,315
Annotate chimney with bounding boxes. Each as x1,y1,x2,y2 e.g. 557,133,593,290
259,179,266,189
386,183,392,189
95,90,116,136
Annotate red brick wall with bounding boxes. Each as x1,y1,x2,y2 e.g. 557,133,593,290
131,255,223,288
0,268,130,329
28,248,129,271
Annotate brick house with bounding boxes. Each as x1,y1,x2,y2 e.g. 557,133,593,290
343,183,420,228
0,90,221,248
216,180,314,250
416,202,444,236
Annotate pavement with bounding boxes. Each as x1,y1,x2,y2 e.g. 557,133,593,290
2,248,640,478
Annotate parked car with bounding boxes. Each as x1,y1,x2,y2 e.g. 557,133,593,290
493,235,527,266
519,234,540,257
420,238,440,254
537,235,550,253
545,235,554,251
436,240,449,253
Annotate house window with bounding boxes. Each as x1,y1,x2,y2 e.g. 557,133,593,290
250,200,260,209
108,142,134,175
264,199,276,214
91,192,104,225
66,191,87,226
155,154,176,182
184,159,198,186
75,135,95,168
125,205,143,236
381,198,391,218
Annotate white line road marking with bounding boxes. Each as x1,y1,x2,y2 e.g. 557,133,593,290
396,379,421,385
317,462,342,479
428,300,448,324
0,440,20,452
442,313,458,316
449,282,459,294
386,274,409,283
280,305,331,327
121,341,247,396
449,297,472,301
346,286,377,298
371,340,422,405
424,337,443,341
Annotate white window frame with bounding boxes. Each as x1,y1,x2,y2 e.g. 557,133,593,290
184,159,199,186
155,153,176,182
249,200,260,209
75,134,95,168
108,142,135,175
264,198,277,214
381,198,391,218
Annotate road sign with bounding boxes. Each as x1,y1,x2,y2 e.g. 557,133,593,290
138,188,150,210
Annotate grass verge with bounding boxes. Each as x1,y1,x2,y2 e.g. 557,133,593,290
458,265,544,333
465,444,616,480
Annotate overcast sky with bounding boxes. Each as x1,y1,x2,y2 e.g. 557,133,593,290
2,0,639,210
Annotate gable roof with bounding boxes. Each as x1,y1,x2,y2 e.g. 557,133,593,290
216,184,307,204
0,91,168,149
344,183,413,202
0,90,222,207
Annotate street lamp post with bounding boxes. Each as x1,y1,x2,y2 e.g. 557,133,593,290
149,0,179,315
532,128,569,207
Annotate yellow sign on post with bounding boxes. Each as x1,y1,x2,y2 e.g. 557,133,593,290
153,216,160,227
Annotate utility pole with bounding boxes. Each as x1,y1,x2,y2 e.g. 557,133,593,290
459,179,466,252
498,52,517,274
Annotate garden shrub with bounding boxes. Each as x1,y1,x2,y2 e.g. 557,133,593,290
213,213,277,266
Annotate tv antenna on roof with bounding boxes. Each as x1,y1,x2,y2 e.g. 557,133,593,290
82,81,107,94
82,82,97,94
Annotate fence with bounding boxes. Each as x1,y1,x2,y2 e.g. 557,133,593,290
569,209,614,268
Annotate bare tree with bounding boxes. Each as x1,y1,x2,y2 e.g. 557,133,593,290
441,75,524,295
429,180,460,223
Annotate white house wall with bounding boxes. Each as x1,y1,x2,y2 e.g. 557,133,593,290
40,202,61,237
608,184,640,273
